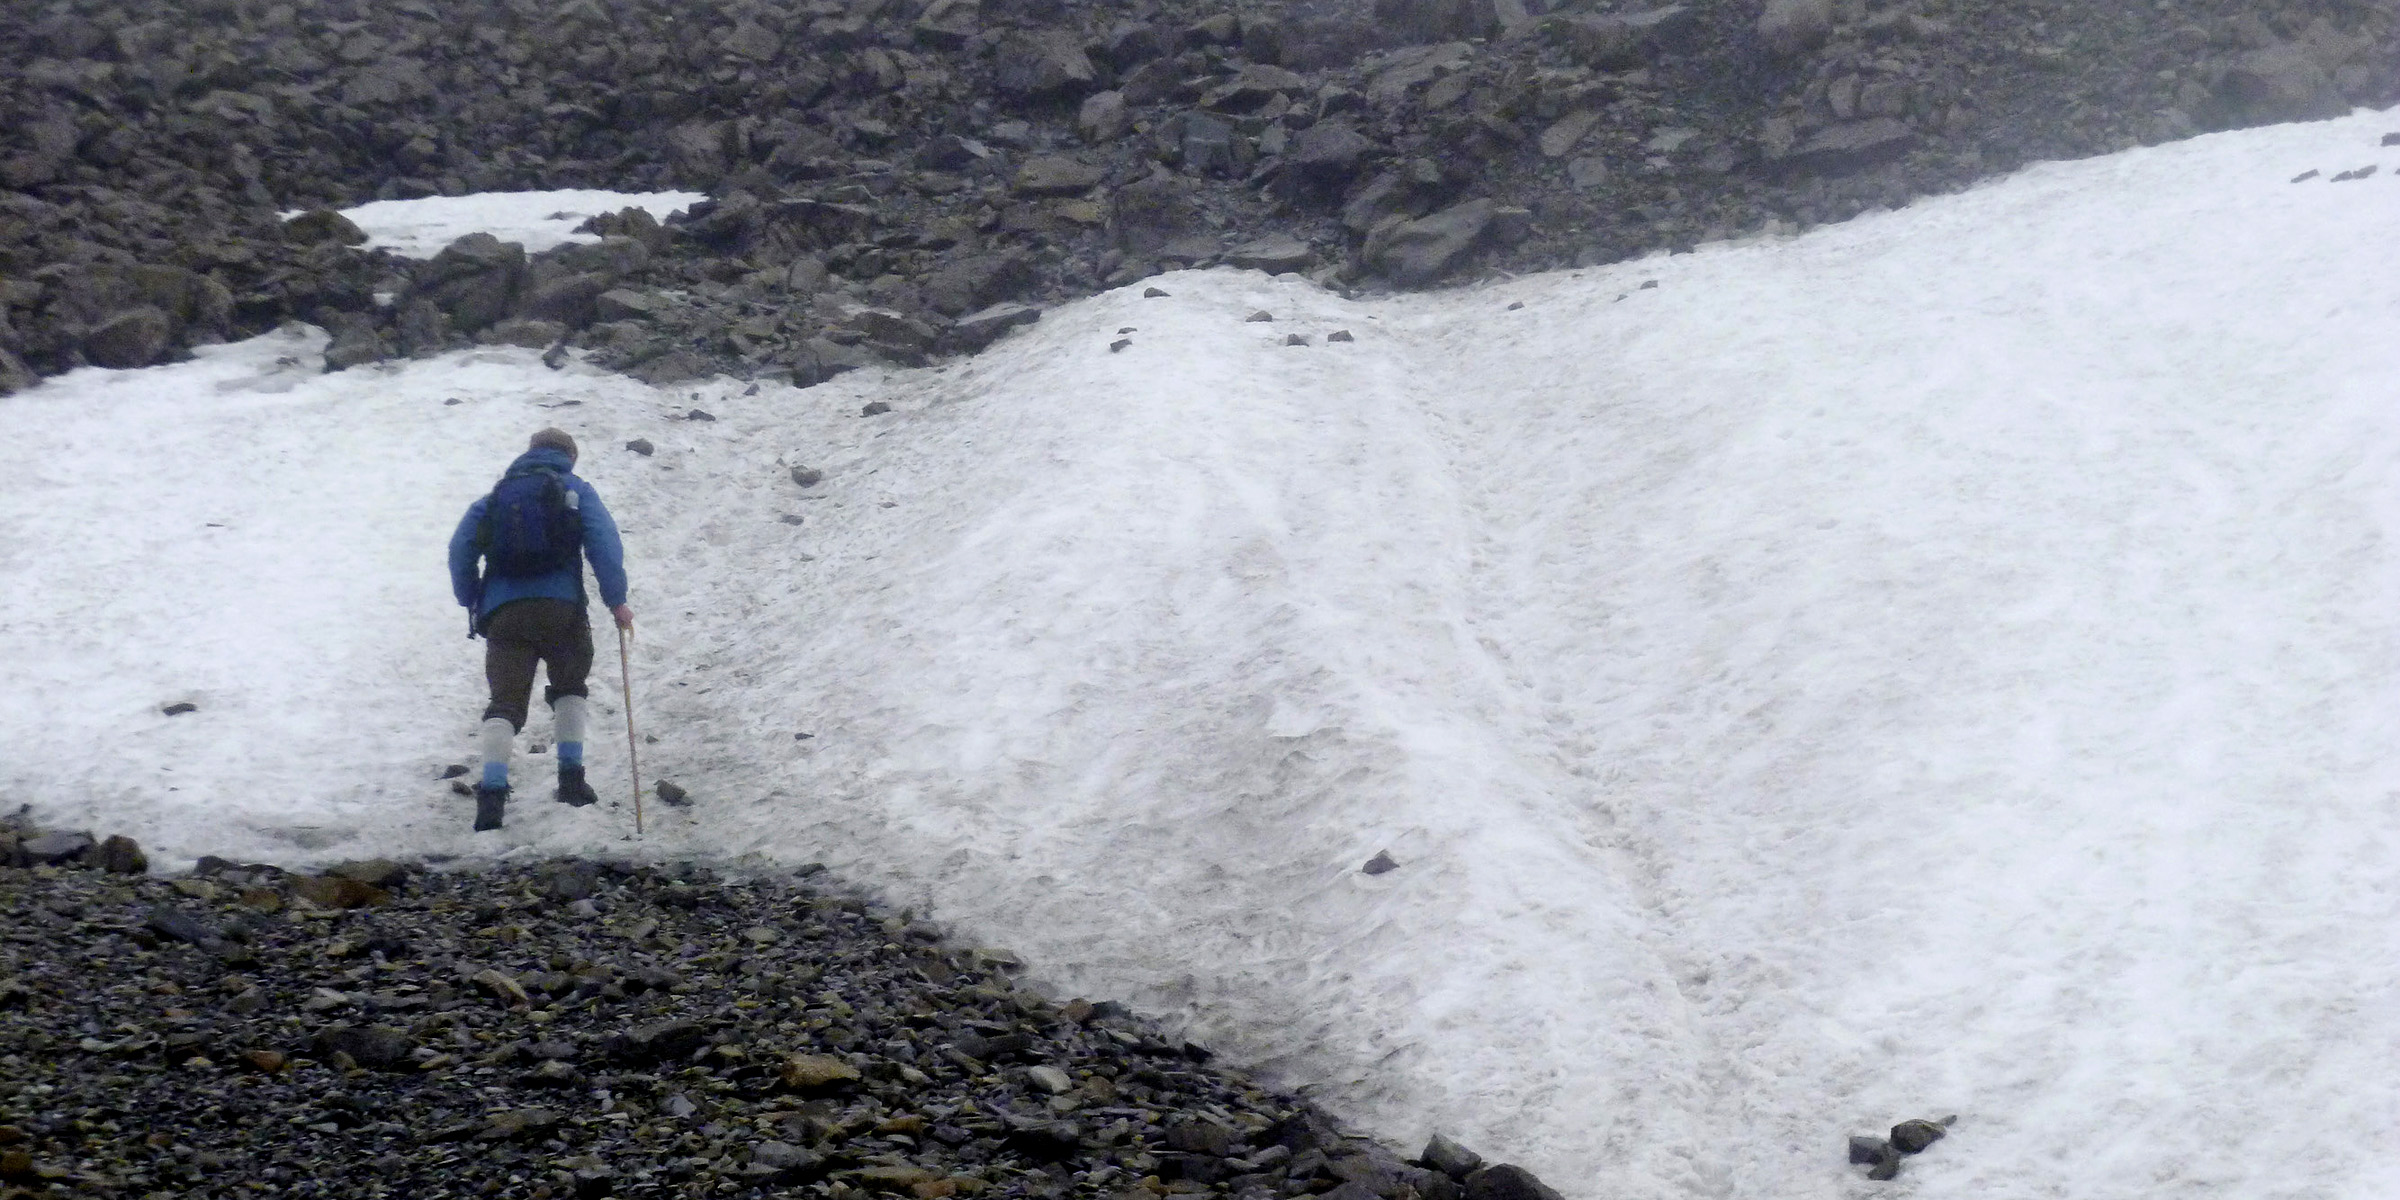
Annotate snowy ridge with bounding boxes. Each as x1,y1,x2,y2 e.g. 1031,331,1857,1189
5,110,2400,1199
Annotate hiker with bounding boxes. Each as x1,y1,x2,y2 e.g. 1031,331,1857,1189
448,428,634,832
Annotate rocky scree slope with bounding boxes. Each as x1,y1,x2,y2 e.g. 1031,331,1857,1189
0,823,1573,1200
0,0,2394,391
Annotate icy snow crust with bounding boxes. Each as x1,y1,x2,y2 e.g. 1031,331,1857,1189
7,113,2400,1199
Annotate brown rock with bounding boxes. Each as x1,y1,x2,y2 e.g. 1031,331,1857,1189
780,1052,863,1091
1013,157,1106,198
290,874,390,909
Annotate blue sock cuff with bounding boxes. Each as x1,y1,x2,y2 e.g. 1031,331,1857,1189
482,762,509,787
557,742,583,767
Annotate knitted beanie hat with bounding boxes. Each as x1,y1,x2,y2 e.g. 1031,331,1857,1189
528,428,577,460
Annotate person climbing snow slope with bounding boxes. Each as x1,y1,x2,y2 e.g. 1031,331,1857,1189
447,428,634,832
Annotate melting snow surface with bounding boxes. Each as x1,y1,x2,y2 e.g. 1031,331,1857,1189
8,110,2400,1200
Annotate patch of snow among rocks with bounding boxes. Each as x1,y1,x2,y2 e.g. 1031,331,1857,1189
312,188,706,257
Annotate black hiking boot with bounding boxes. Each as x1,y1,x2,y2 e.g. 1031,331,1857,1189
556,764,598,808
474,783,509,831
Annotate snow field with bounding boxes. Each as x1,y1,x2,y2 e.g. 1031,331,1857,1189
3,111,2399,1199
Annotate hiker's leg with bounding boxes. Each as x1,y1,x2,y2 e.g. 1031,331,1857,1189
540,604,598,765
532,602,601,808
479,602,543,788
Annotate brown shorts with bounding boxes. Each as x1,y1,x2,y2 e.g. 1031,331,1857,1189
482,599,593,731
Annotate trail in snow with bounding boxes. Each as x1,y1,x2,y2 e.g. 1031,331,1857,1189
3,112,2398,1200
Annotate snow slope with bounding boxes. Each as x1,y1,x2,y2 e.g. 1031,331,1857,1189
6,112,2400,1200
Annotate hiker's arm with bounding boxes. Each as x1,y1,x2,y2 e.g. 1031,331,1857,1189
578,482,630,610
446,501,486,606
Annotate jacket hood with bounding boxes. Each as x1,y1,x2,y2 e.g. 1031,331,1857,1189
505,447,577,478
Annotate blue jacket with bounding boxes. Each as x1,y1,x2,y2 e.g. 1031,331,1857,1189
448,447,629,623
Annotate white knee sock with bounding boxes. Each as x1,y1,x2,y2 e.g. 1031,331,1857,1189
553,695,588,767
478,717,515,788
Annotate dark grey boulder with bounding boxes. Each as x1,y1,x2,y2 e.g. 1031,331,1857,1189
1013,156,1106,198
594,289,665,324
284,209,368,246
1420,1133,1483,1179
610,1019,708,1064
1463,1164,1565,1200
22,831,93,865
1226,235,1314,273
322,313,387,372
1757,0,1836,57
95,835,147,875
922,252,1033,316
913,0,979,49
1367,198,1500,285
1546,8,1696,70
1079,91,1133,143
1375,0,1498,43
408,233,528,334
0,348,36,396
995,31,1098,98
1889,1117,1949,1153
2212,44,2346,127
953,302,1042,350
314,1024,419,1070
1779,119,1917,175
519,272,612,327
82,307,173,369
1111,176,1207,254
1178,113,1241,177
1288,122,1380,190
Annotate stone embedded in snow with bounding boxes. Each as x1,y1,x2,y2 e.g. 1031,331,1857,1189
655,780,692,806
1142,287,1170,297
1889,1116,1951,1153
790,465,824,487
1848,1135,1890,1164
626,439,655,456
1420,1134,1483,1179
1285,334,1311,346
954,302,1043,350
1328,329,1356,342
1463,1164,1565,1200
1362,850,1399,874
1245,310,1275,323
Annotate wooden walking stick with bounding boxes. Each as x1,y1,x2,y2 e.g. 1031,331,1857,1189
619,624,643,836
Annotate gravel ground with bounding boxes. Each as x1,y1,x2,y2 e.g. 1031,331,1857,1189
0,835,1546,1200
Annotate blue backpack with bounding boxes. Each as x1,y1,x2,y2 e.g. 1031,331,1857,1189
476,466,583,580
